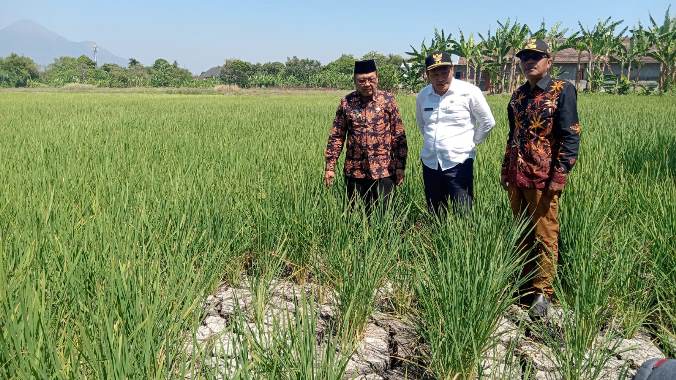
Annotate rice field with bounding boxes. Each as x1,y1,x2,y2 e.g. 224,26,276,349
0,90,674,379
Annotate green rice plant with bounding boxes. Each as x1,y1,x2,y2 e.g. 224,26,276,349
548,144,637,379
205,282,352,379
638,184,676,353
0,91,674,378
317,204,408,341
413,213,528,379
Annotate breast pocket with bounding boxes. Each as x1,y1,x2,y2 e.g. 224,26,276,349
440,101,470,123
347,111,367,131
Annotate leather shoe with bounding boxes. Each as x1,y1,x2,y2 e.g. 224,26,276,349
529,293,550,320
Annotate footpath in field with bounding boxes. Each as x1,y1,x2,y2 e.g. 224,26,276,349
182,280,665,379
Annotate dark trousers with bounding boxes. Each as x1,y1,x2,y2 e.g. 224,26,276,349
346,176,395,212
422,158,474,215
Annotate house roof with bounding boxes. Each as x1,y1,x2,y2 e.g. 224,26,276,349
552,47,657,64
454,50,658,65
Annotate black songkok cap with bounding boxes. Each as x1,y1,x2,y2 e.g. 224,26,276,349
354,59,377,74
425,51,453,70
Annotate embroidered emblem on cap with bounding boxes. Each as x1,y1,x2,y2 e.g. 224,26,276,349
525,39,537,50
433,53,443,64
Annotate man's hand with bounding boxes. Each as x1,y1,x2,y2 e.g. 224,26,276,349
324,170,335,187
395,169,405,186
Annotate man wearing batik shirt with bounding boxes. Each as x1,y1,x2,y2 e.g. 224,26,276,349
324,59,407,211
501,39,581,319
416,51,495,215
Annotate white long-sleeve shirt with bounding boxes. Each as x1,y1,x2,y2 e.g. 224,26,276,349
416,79,495,171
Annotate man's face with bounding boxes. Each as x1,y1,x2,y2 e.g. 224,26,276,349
427,65,453,95
519,51,552,81
354,72,378,97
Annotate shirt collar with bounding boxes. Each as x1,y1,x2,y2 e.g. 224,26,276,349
427,80,458,97
355,89,380,104
536,75,552,90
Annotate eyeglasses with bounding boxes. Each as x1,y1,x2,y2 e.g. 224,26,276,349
356,77,377,85
520,52,547,61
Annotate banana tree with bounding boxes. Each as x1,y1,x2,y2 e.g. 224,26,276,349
578,17,625,91
501,20,530,93
566,34,589,90
402,28,455,92
449,31,479,85
545,23,576,63
645,6,676,92
601,24,628,78
627,25,650,82
479,26,511,93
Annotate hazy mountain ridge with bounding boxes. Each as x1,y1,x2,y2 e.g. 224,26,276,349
0,20,127,68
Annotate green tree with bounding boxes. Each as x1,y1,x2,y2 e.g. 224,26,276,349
479,26,511,93
101,63,130,87
324,54,356,75
376,64,399,92
128,63,150,87
543,22,575,62
43,56,81,85
530,22,576,84
258,61,285,76
402,28,454,92
501,20,530,92
220,59,255,87
566,34,590,91
645,6,676,92
77,55,96,69
150,58,174,87
150,58,191,87
361,51,404,70
626,25,650,82
360,51,402,91
450,31,480,85
384,54,405,67
0,53,39,87
577,17,626,91
128,58,141,68
284,56,321,83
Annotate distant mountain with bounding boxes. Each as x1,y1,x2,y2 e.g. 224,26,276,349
0,20,127,68
199,65,222,79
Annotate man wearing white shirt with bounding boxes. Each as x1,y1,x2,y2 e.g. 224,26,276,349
416,51,495,214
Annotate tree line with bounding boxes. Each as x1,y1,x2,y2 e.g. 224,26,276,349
0,55,208,88
1,8,673,93
401,7,674,93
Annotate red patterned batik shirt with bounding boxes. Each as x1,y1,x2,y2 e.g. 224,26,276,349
325,90,407,179
501,76,581,191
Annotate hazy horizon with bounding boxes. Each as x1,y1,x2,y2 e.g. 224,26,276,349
1,0,672,74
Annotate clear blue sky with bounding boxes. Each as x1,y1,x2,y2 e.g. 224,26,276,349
1,0,672,74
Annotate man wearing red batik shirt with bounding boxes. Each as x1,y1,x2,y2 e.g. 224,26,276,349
324,59,407,211
501,39,581,319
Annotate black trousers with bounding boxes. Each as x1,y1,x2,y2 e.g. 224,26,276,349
422,158,474,215
346,176,395,212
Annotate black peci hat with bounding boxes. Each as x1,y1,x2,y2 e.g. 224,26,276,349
516,39,551,58
354,59,377,74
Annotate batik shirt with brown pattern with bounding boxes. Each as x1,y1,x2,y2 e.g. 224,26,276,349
325,90,407,179
501,76,581,191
